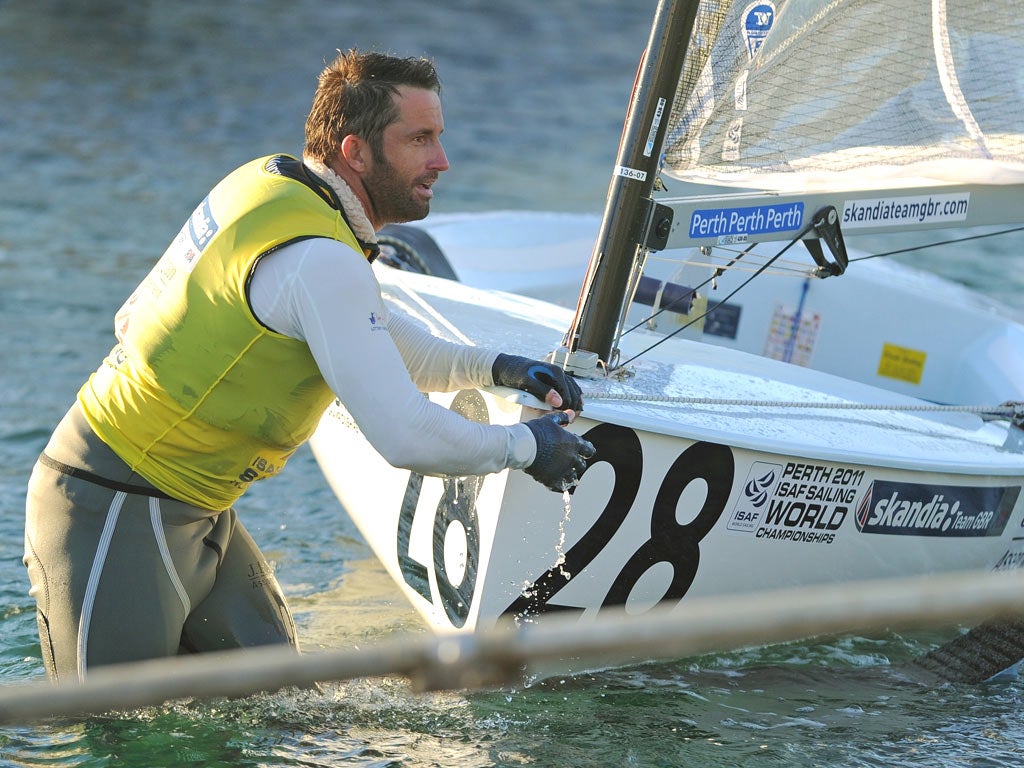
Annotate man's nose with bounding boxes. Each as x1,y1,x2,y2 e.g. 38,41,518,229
431,142,450,172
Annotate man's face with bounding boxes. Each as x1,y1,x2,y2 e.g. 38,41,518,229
364,86,449,225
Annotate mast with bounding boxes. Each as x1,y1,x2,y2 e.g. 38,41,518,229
560,0,702,373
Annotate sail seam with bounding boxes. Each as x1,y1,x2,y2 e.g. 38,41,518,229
932,0,990,158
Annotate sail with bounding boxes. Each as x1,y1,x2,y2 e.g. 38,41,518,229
662,0,1024,191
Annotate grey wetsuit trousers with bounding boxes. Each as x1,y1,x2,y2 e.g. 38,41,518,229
23,404,298,683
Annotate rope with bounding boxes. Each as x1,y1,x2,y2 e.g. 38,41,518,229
579,389,1019,419
615,222,817,368
617,225,1024,369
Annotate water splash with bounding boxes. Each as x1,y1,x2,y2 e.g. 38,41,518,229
552,490,572,580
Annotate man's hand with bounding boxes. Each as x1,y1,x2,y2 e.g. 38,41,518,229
492,354,583,412
523,411,596,492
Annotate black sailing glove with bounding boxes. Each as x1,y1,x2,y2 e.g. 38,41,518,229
523,412,597,492
492,353,584,412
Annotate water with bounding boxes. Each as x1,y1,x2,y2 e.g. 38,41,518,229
3,1,1024,765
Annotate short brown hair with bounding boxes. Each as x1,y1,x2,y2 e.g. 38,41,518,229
304,49,441,164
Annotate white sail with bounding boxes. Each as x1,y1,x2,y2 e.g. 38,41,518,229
662,0,1024,191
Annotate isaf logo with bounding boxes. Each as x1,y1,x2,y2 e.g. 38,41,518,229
728,461,782,532
745,467,777,507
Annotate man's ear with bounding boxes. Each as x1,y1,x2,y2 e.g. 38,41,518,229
340,134,369,172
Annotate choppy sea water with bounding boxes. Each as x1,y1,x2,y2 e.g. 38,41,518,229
3,1,1024,766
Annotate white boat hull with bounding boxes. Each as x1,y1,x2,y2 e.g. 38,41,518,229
315,393,1022,636
310,239,1024,638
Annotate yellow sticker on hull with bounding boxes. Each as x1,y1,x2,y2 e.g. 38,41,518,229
877,343,926,385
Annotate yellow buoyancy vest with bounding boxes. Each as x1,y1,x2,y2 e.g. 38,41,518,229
78,155,368,510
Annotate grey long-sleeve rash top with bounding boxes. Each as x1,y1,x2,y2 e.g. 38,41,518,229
249,236,537,477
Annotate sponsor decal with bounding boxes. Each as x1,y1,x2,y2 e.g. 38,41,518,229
368,312,387,331
188,197,219,253
841,193,970,229
689,201,804,240
855,480,1019,537
877,342,926,385
742,2,776,59
246,560,276,591
727,461,779,532
727,460,865,544
113,197,219,337
993,549,1024,571
734,70,749,111
643,97,666,157
764,303,820,366
703,300,741,339
722,117,744,161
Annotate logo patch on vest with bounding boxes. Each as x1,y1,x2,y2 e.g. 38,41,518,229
182,198,218,269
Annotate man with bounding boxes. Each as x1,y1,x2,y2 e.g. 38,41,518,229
24,49,595,683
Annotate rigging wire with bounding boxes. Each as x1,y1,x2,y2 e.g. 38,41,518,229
848,225,1024,262
646,246,814,274
613,233,810,369
614,223,1024,370
617,243,755,337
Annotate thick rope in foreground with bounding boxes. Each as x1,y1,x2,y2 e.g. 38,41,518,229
2,569,1024,723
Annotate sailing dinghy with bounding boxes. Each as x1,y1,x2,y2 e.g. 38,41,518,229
310,0,1024,650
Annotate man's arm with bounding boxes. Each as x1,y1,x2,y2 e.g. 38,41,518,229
249,238,536,474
